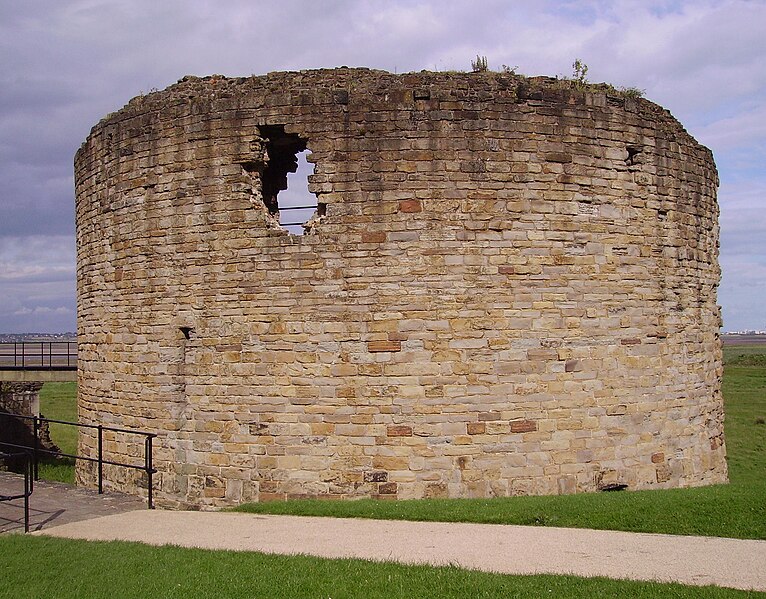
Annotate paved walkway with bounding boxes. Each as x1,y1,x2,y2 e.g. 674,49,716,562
37,510,766,592
0,472,144,533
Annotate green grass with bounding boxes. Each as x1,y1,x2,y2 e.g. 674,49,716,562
722,346,766,486
724,344,766,363
236,344,766,540
728,354,766,367
0,535,761,599
37,381,77,484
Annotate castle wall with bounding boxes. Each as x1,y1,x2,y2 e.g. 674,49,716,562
74,69,726,508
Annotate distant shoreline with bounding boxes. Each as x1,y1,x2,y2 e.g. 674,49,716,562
722,334,766,346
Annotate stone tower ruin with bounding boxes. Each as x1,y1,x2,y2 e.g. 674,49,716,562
75,68,726,508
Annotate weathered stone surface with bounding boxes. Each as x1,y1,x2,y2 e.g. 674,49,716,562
0,381,59,461
75,68,727,508
0,381,43,417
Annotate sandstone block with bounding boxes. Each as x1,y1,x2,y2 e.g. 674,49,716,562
510,420,538,433
367,341,402,353
387,425,413,437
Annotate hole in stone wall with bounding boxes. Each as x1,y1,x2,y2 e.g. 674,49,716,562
626,145,642,166
599,483,628,492
259,125,319,235
279,150,320,235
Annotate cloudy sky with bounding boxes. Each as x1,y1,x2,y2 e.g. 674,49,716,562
0,0,764,333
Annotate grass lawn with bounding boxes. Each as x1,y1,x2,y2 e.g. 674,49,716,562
37,381,77,484
0,535,761,599
235,344,766,540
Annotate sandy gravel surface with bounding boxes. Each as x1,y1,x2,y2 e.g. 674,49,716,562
38,511,766,592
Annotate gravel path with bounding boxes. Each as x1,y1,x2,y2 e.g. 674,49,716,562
38,511,766,592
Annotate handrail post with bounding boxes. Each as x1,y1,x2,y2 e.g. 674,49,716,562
32,416,39,486
24,451,30,533
146,435,154,509
97,425,103,494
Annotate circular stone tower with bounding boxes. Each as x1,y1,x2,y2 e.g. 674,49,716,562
75,69,726,508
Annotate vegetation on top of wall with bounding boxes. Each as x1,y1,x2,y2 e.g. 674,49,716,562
468,55,645,99
558,58,645,98
470,54,489,72
571,58,589,88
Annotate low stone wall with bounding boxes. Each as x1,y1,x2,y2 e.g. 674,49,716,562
0,381,42,417
0,381,58,468
75,69,726,508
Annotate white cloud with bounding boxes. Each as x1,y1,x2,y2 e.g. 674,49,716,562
717,176,766,329
0,235,75,273
719,256,766,330
13,306,73,317
719,181,766,251
696,105,766,151
0,235,76,331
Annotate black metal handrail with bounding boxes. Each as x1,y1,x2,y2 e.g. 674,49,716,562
0,342,77,370
279,203,318,226
0,412,156,509
0,445,32,533
280,204,318,211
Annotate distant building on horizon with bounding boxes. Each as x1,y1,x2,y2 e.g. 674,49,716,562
0,332,77,343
